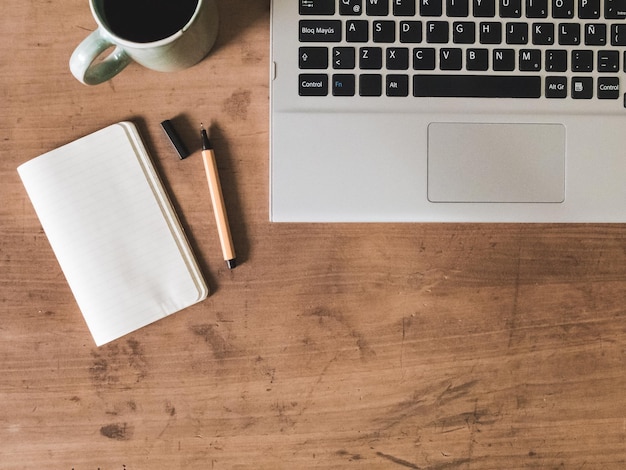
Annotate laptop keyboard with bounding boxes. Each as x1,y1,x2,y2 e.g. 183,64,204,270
297,0,626,104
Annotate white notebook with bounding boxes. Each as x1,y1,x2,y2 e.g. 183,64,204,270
18,122,208,346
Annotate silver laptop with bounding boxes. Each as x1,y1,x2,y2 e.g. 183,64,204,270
270,0,626,222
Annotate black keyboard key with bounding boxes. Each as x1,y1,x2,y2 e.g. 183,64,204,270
546,49,568,71
300,0,335,15
360,47,383,68
387,75,410,96
420,0,443,16
526,0,548,17
373,20,396,42
605,0,626,18
480,22,503,43
611,24,626,45
333,47,356,69
346,20,369,42
300,21,342,42
545,76,568,97
413,48,437,69
366,0,390,15
474,0,496,16
532,23,555,44
578,0,600,18
440,48,464,69
585,23,607,45
519,49,542,70
340,0,364,15
572,49,594,71
467,48,489,70
558,23,581,44
598,50,619,71
493,48,516,70
453,21,477,43
332,74,356,96
394,0,417,15
506,22,529,44
386,47,410,69
299,47,329,69
597,77,620,99
299,74,329,95
447,0,470,16
499,0,521,17
426,21,450,42
360,74,383,96
553,0,574,17
571,77,593,98
400,21,423,42
413,74,541,97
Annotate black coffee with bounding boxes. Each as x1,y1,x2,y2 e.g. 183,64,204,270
102,0,199,43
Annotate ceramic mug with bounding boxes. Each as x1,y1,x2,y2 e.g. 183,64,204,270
70,0,218,85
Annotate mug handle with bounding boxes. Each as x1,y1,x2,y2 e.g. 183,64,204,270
69,28,131,85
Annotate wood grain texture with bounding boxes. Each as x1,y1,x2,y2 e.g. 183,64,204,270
1,1,626,468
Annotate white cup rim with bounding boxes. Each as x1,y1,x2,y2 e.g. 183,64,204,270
89,0,202,48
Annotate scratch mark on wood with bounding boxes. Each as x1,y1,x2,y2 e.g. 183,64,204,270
297,353,339,418
507,243,523,349
304,307,376,361
336,449,364,461
401,316,406,369
165,401,176,417
376,452,421,469
436,380,479,406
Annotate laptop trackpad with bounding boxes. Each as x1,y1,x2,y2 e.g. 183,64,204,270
428,122,565,203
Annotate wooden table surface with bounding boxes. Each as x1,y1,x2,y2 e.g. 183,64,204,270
2,1,626,468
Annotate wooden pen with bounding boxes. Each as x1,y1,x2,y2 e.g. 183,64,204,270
201,124,236,269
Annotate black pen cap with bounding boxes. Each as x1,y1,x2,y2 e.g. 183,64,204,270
161,119,190,159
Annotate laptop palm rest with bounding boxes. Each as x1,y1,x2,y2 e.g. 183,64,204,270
428,122,566,203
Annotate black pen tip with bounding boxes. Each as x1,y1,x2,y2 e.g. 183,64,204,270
201,125,211,150
226,259,237,269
